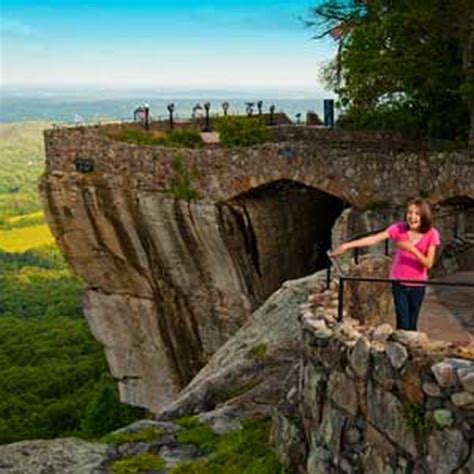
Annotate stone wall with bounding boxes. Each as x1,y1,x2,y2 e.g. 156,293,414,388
43,124,474,207
296,284,473,474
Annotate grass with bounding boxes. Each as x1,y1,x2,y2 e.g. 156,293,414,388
111,453,166,474
104,418,287,474
166,154,201,201
175,416,218,452
5,211,45,228
249,343,267,360
102,426,165,445
8,210,44,224
404,402,431,436
170,419,287,474
0,224,54,252
109,127,203,148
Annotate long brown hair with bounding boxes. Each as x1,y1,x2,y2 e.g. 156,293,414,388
405,198,433,233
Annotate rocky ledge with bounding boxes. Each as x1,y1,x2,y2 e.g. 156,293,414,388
291,279,474,474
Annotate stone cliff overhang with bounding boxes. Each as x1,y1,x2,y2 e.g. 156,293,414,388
39,123,474,413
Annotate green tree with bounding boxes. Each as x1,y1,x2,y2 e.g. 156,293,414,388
81,375,145,438
310,0,473,143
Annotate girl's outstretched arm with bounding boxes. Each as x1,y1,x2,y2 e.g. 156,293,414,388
330,230,389,256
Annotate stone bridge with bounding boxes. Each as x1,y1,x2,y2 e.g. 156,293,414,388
44,124,473,206
40,123,474,412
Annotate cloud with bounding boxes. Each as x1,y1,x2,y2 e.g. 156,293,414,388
0,18,34,37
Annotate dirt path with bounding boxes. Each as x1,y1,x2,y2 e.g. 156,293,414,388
419,271,474,345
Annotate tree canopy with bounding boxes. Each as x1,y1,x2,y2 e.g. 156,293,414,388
310,0,474,144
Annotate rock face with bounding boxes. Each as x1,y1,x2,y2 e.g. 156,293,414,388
40,174,340,412
157,271,329,421
345,255,396,326
0,438,109,474
40,123,474,413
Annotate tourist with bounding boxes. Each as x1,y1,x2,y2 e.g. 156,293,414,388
330,198,440,330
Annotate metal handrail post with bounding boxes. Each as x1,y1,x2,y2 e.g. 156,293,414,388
326,265,331,289
337,277,345,321
334,275,473,323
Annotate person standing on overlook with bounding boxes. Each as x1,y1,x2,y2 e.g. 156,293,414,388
330,198,440,331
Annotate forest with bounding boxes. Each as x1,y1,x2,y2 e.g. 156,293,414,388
0,122,145,444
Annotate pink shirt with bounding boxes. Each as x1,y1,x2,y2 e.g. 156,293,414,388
387,222,440,282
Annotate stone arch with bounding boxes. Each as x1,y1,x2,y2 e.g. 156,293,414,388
217,179,346,307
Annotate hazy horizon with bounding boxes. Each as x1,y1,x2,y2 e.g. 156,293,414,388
1,83,333,100
0,91,332,123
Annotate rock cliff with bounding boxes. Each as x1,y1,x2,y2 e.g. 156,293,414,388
40,123,474,413
40,172,340,412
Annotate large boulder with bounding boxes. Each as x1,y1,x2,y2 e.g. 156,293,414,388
158,270,328,420
345,255,396,327
0,438,108,474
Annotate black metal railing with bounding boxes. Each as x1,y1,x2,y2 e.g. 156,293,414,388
325,204,472,288
335,275,474,322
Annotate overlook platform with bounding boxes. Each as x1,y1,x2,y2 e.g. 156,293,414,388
422,271,474,346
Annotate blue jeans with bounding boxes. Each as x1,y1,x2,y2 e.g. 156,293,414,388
392,283,426,330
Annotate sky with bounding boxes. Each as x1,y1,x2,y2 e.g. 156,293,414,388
0,0,335,94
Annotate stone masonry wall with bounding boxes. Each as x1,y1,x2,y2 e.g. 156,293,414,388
297,284,473,474
43,124,474,208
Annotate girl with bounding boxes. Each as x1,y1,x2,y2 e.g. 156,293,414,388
330,198,440,330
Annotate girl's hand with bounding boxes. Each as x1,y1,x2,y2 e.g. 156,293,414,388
329,243,349,256
396,240,416,253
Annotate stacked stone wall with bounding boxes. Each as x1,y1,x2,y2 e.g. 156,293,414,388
297,285,473,473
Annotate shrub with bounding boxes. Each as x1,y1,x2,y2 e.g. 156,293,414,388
214,116,272,147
